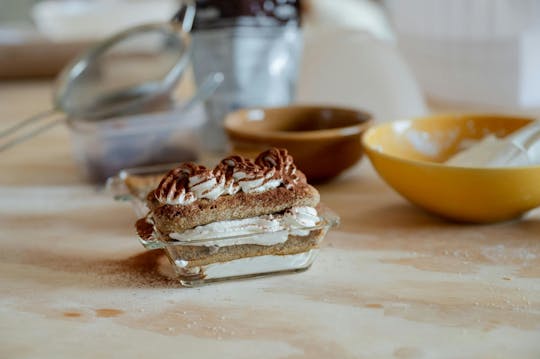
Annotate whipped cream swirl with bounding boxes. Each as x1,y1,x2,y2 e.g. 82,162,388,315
256,148,305,190
155,148,306,205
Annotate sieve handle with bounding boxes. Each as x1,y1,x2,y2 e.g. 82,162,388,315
171,1,196,32
0,109,64,152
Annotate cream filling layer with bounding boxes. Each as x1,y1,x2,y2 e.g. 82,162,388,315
175,250,318,280
168,206,319,246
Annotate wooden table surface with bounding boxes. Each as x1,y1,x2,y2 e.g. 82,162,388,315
1,81,539,359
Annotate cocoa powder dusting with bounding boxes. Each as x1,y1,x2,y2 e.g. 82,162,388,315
63,311,82,318
365,303,383,309
9,248,179,288
95,308,124,318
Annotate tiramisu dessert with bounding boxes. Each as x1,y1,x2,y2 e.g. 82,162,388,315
135,148,336,285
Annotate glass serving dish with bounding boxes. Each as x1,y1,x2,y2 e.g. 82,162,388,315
107,165,340,286
106,163,175,217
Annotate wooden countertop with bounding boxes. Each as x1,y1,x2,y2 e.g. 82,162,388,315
1,81,539,359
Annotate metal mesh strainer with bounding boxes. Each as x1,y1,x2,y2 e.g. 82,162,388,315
0,1,196,152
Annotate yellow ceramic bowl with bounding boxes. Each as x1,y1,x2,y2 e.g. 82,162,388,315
362,114,540,223
225,106,372,181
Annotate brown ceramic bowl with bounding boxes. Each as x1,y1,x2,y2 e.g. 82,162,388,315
224,106,373,181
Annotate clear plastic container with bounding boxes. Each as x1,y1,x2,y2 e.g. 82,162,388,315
107,165,339,286
69,105,205,183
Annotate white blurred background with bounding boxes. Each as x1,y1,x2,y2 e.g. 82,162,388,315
1,0,540,120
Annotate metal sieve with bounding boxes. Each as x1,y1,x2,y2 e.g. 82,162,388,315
0,1,198,152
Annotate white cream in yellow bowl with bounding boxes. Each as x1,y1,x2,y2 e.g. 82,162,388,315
362,114,540,223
